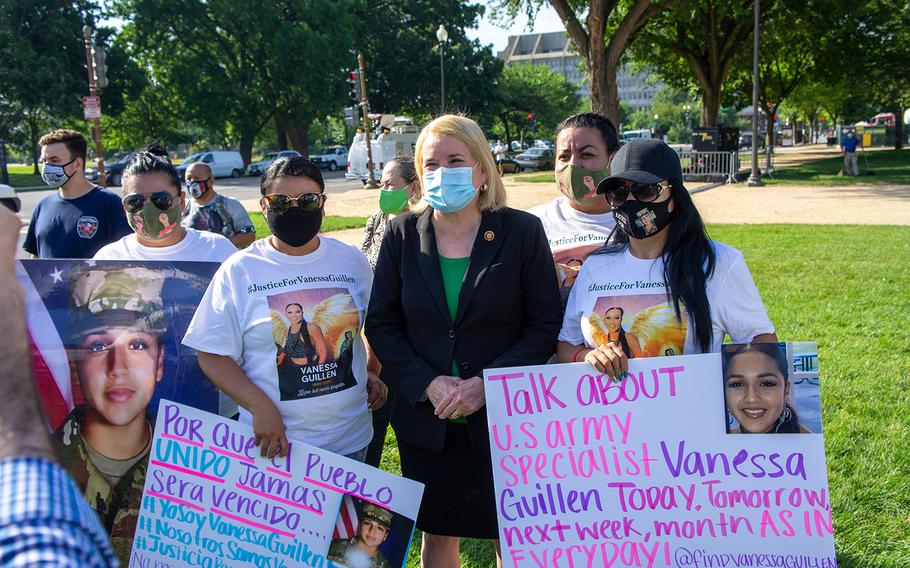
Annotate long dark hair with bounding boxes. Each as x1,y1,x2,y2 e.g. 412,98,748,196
596,179,716,352
723,343,802,434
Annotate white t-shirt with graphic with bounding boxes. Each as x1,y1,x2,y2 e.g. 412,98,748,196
530,196,616,307
560,241,773,356
182,237,374,456
93,228,237,262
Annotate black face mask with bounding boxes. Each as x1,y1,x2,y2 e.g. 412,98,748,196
266,206,322,247
613,197,673,240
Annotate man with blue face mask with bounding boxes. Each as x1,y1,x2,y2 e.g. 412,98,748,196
23,129,131,258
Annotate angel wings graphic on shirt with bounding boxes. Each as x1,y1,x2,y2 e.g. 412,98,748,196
270,292,360,359
589,301,687,358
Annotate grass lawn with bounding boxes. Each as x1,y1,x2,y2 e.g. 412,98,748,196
763,149,910,186
376,224,910,567
248,211,367,236
6,164,43,188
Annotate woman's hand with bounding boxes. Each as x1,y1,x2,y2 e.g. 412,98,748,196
366,371,388,410
425,375,460,409
435,377,485,420
250,396,288,458
585,342,629,382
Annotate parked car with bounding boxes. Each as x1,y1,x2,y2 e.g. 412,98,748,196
533,139,555,150
497,157,522,174
510,140,529,151
738,132,766,149
310,146,348,171
514,148,555,171
620,129,652,143
86,151,138,187
247,150,302,176
176,151,245,178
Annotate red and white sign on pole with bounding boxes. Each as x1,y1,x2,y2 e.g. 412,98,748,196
83,96,101,120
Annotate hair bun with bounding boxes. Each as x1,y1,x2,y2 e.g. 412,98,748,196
144,142,170,163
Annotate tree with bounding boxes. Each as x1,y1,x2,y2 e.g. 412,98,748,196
113,0,358,163
494,63,581,143
635,0,776,126
355,0,503,125
494,0,658,126
0,0,95,172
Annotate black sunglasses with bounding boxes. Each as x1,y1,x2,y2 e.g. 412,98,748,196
123,192,176,214
262,193,323,214
601,181,670,207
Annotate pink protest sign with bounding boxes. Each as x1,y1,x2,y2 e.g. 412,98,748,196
130,400,423,568
484,347,835,567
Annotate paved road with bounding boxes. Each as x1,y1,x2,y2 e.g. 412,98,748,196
14,170,364,258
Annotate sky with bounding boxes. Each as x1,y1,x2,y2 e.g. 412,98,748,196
466,2,567,53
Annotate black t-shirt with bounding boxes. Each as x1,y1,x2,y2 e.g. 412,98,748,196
23,186,132,258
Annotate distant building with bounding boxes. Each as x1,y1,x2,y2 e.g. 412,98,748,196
498,31,662,110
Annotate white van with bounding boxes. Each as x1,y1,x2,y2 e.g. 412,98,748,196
346,116,419,184
620,129,653,143
176,151,245,178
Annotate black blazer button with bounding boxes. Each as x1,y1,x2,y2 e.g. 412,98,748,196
460,362,469,371
448,330,456,338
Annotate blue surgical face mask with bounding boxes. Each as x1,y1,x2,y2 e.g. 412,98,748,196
41,157,78,188
422,166,478,213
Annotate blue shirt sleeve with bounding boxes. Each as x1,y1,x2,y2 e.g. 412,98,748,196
0,457,119,567
23,202,40,256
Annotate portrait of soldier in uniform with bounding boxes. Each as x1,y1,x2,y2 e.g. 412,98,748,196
54,266,167,564
328,503,394,568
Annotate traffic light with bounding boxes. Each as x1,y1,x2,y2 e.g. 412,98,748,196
92,45,107,89
347,70,362,102
343,105,361,127
527,112,538,132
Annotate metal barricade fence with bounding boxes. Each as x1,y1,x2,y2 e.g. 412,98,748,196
674,148,775,184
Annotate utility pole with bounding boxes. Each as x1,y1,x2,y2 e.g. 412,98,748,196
82,25,107,187
357,53,378,189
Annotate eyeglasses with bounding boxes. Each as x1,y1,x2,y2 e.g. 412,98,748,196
123,192,176,213
601,180,670,207
262,193,323,214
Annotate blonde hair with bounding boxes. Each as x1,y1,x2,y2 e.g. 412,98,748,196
413,114,506,212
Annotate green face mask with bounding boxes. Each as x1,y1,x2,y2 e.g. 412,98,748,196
555,164,611,206
128,202,182,241
379,187,410,214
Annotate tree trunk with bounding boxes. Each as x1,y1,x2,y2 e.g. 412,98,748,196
0,138,9,185
239,132,254,168
895,104,904,150
588,58,621,127
287,122,309,156
28,114,40,175
500,114,512,149
700,85,721,126
275,115,288,151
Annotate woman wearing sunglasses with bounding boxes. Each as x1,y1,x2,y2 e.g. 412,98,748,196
557,139,777,378
93,145,237,263
184,157,385,462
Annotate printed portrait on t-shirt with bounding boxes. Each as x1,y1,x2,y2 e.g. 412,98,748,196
588,293,687,358
553,245,601,304
267,287,360,401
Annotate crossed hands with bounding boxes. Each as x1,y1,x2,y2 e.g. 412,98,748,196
425,375,485,420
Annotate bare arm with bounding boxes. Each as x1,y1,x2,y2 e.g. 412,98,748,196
197,351,288,458
229,232,256,248
0,208,56,461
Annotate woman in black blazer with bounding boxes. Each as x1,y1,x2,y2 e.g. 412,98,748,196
365,115,561,566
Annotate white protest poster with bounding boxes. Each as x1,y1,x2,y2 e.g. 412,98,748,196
130,400,423,568
484,347,836,567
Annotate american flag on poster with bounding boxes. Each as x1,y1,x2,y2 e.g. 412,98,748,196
16,262,73,430
333,494,359,540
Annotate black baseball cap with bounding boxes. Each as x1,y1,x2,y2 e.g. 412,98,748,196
597,139,683,191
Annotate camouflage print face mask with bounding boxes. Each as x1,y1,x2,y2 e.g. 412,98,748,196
128,201,182,241
555,164,611,206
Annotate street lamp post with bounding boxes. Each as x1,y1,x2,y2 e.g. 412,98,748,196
653,114,660,139
747,0,764,186
436,24,448,115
